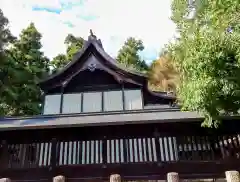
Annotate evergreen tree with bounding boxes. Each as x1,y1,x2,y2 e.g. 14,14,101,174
117,37,148,72
8,23,49,116
51,34,84,71
65,34,84,60
0,9,17,115
50,54,67,73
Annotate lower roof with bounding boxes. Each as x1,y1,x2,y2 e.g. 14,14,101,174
0,109,202,131
1,108,239,131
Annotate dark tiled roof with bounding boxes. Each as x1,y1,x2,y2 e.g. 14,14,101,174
0,109,202,131
38,35,146,85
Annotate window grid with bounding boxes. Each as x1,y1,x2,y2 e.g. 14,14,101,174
44,89,143,115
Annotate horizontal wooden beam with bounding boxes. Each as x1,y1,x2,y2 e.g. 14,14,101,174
1,161,240,181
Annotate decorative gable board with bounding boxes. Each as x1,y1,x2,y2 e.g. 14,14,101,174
124,90,143,110
83,92,102,112
82,54,101,71
103,91,123,111
65,70,120,92
64,54,123,93
62,94,82,114
43,95,61,114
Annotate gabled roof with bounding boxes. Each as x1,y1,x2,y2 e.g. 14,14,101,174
38,31,176,101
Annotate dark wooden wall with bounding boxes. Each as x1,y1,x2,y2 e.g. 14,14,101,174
1,120,240,181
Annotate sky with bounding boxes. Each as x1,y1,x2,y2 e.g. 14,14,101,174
0,0,177,64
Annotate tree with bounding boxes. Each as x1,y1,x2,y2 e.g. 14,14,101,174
50,54,67,72
8,23,50,116
169,0,240,127
116,37,148,72
0,10,15,50
51,34,84,71
148,55,179,93
0,9,17,115
65,34,84,60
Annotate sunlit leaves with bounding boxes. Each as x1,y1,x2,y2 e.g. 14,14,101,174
51,34,84,72
148,55,179,92
117,37,148,72
169,0,240,127
65,34,84,60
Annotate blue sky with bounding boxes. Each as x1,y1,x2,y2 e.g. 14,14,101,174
0,0,176,64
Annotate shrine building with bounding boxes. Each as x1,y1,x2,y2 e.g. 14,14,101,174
0,32,240,181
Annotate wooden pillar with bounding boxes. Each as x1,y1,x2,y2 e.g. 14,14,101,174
0,140,8,170
59,85,65,114
167,172,179,182
153,129,161,162
102,135,107,165
225,171,240,182
110,174,121,182
53,175,65,182
50,138,57,170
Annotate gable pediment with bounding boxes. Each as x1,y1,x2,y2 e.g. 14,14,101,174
64,53,143,91
40,40,145,92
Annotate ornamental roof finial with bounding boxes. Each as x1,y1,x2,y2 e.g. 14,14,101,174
88,29,104,49
89,29,97,39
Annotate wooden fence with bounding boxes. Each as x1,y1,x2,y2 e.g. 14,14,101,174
1,122,240,181
3,134,240,169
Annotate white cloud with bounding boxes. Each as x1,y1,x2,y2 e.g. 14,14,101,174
0,0,176,62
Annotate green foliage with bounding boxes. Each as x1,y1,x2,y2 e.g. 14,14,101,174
5,23,50,116
51,34,84,71
169,0,240,127
0,10,15,49
50,54,67,73
116,37,148,72
0,9,17,115
64,34,84,60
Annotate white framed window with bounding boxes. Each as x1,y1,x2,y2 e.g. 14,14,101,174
103,91,123,111
62,93,82,114
43,94,61,114
124,89,143,110
83,92,102,112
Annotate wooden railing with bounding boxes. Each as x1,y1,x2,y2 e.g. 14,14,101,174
1,134,240,170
